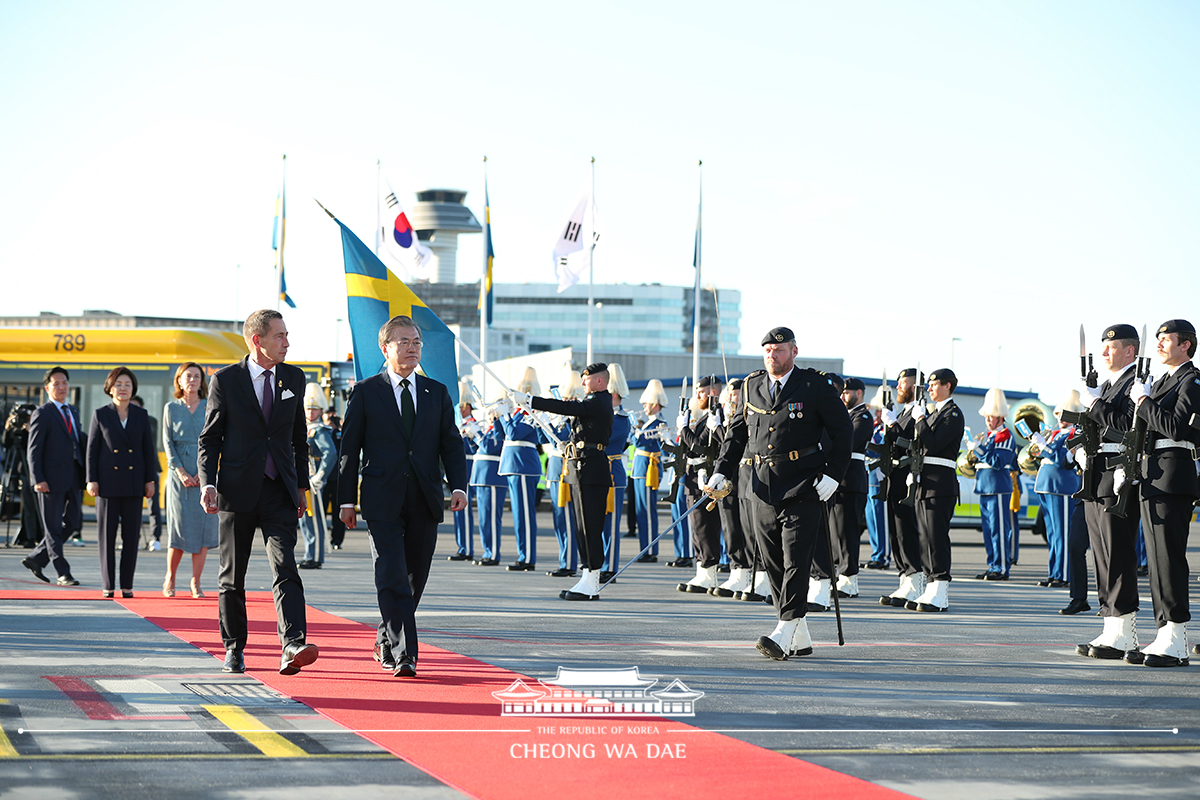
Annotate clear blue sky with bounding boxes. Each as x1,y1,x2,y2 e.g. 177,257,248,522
2,1,1198,404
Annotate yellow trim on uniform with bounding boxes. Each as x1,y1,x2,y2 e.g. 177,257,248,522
203,705,307,757
746,402,771,415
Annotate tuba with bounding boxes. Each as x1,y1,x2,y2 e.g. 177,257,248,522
1011,399,1054,477
957,427,983,478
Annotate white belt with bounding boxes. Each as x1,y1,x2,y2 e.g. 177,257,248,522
850,452,866,462
924,457,957,470
474,455,500,462
687,457,708,466
502,440,538,448
1097,443,1122,453
976,462,993,469
1154,439,1194,451
547,448,565,457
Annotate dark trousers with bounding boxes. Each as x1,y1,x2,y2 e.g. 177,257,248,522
217,476,306,652
1083,495,1139,617
97,495,142,591
369,477,438,659
916,494,955,581
717,491,750,569
1066,498,1090,600
1140,494,1193,626
827,491,864,576
146,482,162,541
746,492,822,621
16,479,43,546
685,473,722,567
571,482,609,571
31,488,81,578
325,475,346,547
887,496,922,577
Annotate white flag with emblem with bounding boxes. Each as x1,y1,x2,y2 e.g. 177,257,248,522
552,188,601,292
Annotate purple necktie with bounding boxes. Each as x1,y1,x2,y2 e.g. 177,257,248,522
262,370,278,480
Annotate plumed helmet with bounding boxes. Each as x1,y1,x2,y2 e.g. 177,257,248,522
562,370,586,400
980,387,1009,418
867,385,888,410
459,379,475,407
1055,389,1085,415
639,378,668,408
516,366,540,396
608,363,629,399
303,383,325,410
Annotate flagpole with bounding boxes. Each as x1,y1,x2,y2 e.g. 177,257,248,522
691,159,702,387
276,154,286,312
375,159,381,256
586,156,596,366
480,155,489,404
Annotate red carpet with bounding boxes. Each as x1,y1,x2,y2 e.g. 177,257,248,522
4,589,913,800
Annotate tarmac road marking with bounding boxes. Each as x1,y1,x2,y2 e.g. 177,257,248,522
777,744,1200,756
0,753,396,761
0,700,17,758
203,704,308,757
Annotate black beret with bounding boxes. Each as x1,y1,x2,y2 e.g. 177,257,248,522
1100,324,1139,342
697,374,723,388
582,362,608,376
844,377,866,392
897,367,923,381
761,326,795,346
1157,319,1196,337
929,368,957,389
728,378,744,389
826,373,845,391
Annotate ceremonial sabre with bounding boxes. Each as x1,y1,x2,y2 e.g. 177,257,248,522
820,498,846,646
598,493,714,592
452,335,564,447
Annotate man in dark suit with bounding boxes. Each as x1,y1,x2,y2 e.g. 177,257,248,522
23,366,84,586
198,309,313,676
338,315,468,678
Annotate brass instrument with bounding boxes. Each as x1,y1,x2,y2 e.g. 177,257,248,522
1011,399,1055,478
957,427,983,478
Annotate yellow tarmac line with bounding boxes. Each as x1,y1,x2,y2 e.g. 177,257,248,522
1,753,394,761
203,705,307,757
0,700,16,758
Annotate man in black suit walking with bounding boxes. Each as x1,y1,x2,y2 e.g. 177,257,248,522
198,309,314,676
22,366,85,586
338,315,468,678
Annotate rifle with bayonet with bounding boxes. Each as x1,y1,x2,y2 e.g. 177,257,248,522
1105,324,1151,518
1060,324,1102,502
901,364,926,508
865,370,895,501
659,377,690,502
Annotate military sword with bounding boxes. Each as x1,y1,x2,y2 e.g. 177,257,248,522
598,494,712,592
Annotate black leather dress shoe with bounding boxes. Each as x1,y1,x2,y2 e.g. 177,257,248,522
122,590,134,598
506,561,535,571
635,554,658,563
280,642,319,675
1088,644,1126,660
373,642,397,671
599,571,615,583
1125,649,1146,665
711,586,735,598
738,591,766,602
904,599,920,610
807,602,828,612
879,595,905,607
21,557,49,583
864,560,888,570
916,602,947,613
447,553,471,561
393,655,417,678
102,590,115,598
1136,565,1149,577
1075,643,1093,657
1193,644,1200,656
665,558,692,568
1049,580,1069,588
984,572,1008,582
755,636,787,661
474,558,500,566
974,572,990,580
559,589,599,601
1144,653,1189,668
56,575,80,586
1036,579,1053,587
1060,598,1091,615
546,567,577,577
716,564,730,574
297,560,321,569
223,650,245,674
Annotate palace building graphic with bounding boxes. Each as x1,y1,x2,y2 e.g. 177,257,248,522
491,667,705,717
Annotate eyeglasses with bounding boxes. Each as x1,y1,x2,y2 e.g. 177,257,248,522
392,339,423,349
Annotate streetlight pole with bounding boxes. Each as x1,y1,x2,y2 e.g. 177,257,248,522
951,337,961,370
596,302,604,351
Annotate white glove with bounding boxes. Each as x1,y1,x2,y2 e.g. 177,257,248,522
881,408,899,427
1113,466,1127,494
1031,432,1047,449
703,472,728,492
1129,378,1152,404
676,412,689,431
906,473,915,487
705,411,720,431
1075,449,1088,471
911,402,927,421
511,389,531,407
966,437,978,452
1081,382,1102,407
814,474,838,502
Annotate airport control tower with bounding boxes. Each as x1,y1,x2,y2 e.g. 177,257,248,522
409,189,482,283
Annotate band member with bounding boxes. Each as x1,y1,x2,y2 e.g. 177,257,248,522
449,386,478,562
677,375,724,593
602,364,633,580
1129,319,1200,666
631,379,669,562
1075,324,1142,660
878,368,926,608
969,388,1018,581
710,327,852,659
469,401,507,566
827,377,873,599
298,383,335,569
499,367,542,571
863,386,890,570
1030,392,1083,592
514,363,614,601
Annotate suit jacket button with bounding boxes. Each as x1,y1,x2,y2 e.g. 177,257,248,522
129,466,134,470
129,449,134,453
767,444,774,449
113,449,119,453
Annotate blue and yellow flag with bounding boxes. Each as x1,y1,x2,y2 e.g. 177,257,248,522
273,181,296,309
479,178,494,326
337,219,458,402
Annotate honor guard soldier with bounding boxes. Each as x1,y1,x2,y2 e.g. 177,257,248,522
904,368,964,612
450,391,479,562
1075,324,1142,660
878,368,927,608
299,383,336,569
631,379,670,562
711,379,755,599
1128,319,1200,666
541,371,584,577
499,368,542,571
469,402,507,566
1029,393,1083,591
828,377,873,599
514,363,614,601
968,389,1018,581
677,375,725,594
601,364,634,581
709,327,852,659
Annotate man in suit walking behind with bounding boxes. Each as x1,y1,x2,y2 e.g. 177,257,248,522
338,316,468,678
198,310,315,676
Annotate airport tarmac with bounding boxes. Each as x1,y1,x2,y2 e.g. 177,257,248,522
2,508,1198,799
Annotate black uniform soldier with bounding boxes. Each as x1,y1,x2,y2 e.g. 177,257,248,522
829,377,874,599
905,368,964,612
711,378,755,599
1076,324,1142,659
878,368,926,608
677,375,724,593
1128,319,1200,666
710,327,852,660
517,363,614,601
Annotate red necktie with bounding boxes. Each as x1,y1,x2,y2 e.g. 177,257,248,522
60,405,74,437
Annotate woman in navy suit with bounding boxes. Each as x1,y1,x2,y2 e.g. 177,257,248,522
86,367,159,598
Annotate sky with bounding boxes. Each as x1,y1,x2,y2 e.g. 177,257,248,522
1,1,1198,405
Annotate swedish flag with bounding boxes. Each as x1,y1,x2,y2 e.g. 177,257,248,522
273,179,296,309
479,178,494,326
337,219,458,403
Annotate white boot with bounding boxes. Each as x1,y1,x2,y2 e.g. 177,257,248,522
712,567,750,598
907,573,927,601
1087,612,1136,658
561,568,600,601
881,574,910,607
835,573,859,598
808,578,832,611
914,579,948,612
755,618,799,661
789,618,814,657
1142,621,1190,667
678,563,719,594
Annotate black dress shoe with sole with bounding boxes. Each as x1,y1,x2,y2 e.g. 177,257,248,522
447,553,471,561
738,592,766,602
904,600,920,611
788,646,813,657
984,573,1008,581
223,650,245,674
599,571,615,583
1075,643,1093,657
635,554,658,563
711,586,735,598
102,590,114,598
393,655,417,678
678,583,708,593
21,557,49,583
474,558,500,566
1036,579,1053,587
880,595,905,607
864,560,888,570
1060,599,1091,615
506,562,535,571
1144,653,1189,667
280,642,319,675
121,590,133,598
1049,580,1069,588
546,568,577,577
807,602,828,613
56,575,80,586
1193,644,1200,656
916,603,947,613
559,590,599,601
1125,649,1146,665
373,642,397,671
755,636,787,661
1088,644,1126,660
665,558,692,569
